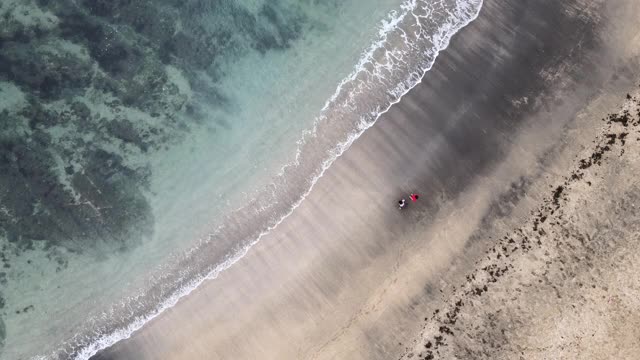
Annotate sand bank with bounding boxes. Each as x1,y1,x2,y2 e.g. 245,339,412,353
92,0,640,359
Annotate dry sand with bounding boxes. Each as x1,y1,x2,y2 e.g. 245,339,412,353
400,91,640,360
92,0,640,359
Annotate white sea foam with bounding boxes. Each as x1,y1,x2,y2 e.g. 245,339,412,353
46,0,484,359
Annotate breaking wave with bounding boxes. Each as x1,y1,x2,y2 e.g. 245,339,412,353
49,0,484,358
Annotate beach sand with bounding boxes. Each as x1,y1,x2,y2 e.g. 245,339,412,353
400,88,640,360
91,0,640,359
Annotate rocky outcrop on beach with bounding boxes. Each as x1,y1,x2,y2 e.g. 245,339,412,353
402,91,640,360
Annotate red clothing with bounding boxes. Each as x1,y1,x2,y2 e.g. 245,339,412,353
410,193,420,202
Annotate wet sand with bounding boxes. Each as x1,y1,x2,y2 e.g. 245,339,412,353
92,0,640,359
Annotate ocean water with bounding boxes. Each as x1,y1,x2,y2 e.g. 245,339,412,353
0,0,482,359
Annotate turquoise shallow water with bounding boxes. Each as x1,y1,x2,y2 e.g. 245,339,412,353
0,0,482,358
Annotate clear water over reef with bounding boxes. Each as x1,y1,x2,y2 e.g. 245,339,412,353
0,0,482,358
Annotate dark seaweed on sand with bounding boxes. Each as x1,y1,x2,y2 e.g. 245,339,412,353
403,90,640,360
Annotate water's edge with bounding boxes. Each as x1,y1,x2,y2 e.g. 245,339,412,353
66,1,485,359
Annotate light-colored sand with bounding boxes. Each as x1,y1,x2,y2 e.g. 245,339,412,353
94,0,640,359
401,90,640,360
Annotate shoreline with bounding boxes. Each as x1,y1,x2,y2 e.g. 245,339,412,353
65,2,486,359
91,0,640,359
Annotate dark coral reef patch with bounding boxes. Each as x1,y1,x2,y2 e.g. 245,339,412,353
0,0,316,260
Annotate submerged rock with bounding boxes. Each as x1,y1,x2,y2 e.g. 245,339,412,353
0,316,5,357
0,106,154,257
0,0,321,324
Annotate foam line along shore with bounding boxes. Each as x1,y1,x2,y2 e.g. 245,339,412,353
0,0,482,359
70,1,484,359
89,0,640,359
